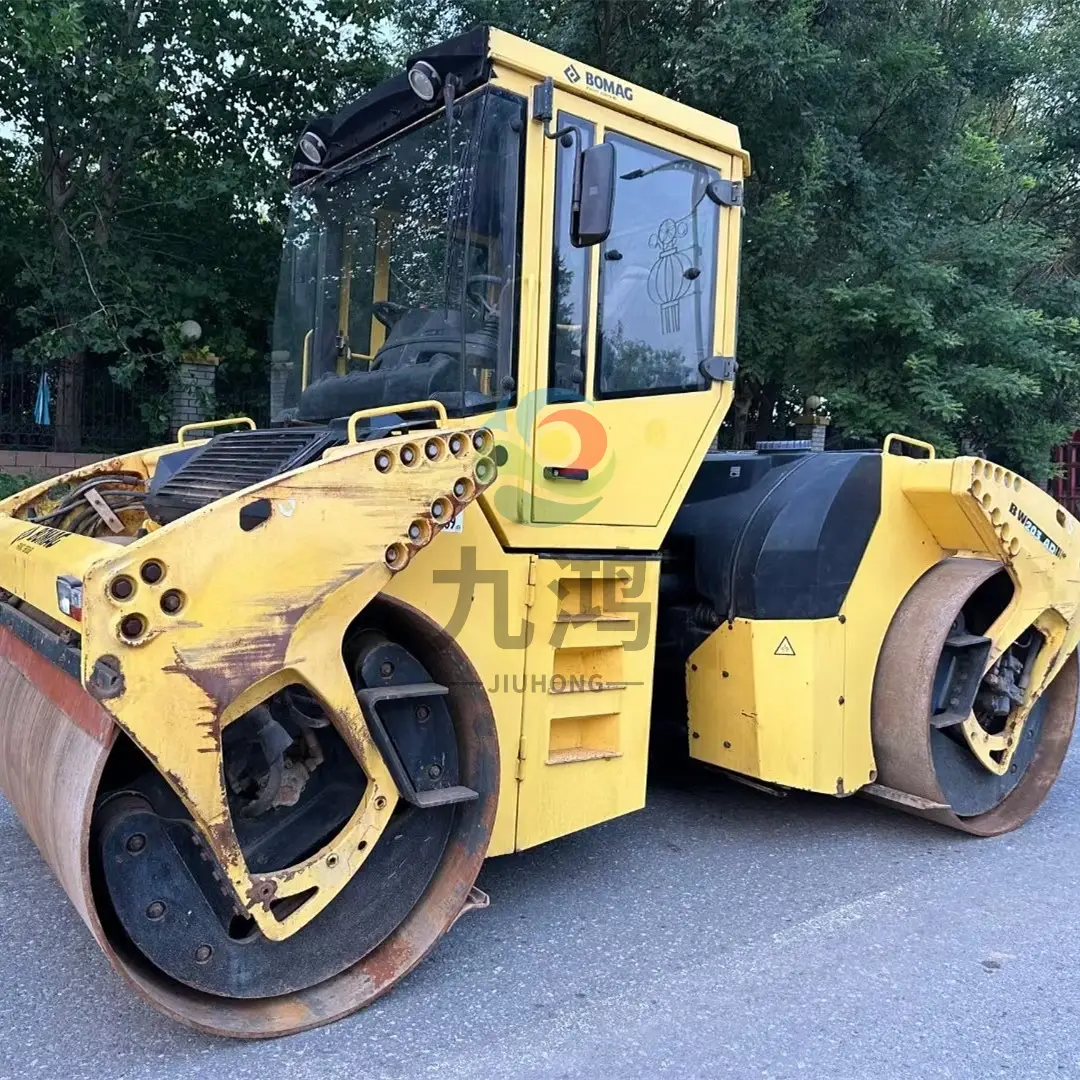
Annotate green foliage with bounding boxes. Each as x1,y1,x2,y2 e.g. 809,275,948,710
0,474,34,499
2,0,1079,479
0,0,392,436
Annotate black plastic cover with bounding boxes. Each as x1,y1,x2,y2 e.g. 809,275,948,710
290,27,492,185
668,450,883,620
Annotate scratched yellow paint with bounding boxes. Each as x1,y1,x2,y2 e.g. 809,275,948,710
0,427,496,940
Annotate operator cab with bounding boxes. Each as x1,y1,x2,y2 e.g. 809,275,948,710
271,26,749,543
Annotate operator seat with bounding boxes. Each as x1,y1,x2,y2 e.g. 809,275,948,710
296,308,498,421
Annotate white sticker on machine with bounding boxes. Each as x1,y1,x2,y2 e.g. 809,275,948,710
445,511,464,534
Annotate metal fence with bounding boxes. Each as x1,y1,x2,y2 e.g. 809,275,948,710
1052,433,1080,516
0,349,160,453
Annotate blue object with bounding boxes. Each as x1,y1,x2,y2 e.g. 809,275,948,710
33,370,50,426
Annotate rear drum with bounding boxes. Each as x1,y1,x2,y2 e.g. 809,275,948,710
872,558,1078,835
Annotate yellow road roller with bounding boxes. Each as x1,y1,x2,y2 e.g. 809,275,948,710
0,28,1078,1037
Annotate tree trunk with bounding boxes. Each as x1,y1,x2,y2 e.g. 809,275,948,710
729,380,754,450
753,381,780,446
54,351,85,452
41,121,85,454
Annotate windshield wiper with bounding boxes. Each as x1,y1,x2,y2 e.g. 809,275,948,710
621,157,731,213
621,157,711,181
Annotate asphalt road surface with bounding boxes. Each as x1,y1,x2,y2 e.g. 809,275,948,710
2,750,1080,1080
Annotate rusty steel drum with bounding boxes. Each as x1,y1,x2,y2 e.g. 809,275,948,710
0,599,498,1038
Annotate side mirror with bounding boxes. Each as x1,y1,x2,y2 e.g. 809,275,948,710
571,142,615,248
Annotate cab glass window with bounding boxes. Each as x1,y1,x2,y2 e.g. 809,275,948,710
548,115,594,401
595,133,721,398
272,87,526,421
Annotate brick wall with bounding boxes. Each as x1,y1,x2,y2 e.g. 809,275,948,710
0,450,108,482
269,354,290,421
171,361,217,436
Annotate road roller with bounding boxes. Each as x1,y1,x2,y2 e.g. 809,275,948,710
0,27,1078,1037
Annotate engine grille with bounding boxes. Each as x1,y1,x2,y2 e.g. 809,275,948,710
146,428,340,524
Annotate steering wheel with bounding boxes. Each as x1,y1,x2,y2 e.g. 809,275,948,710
465,274,503,319
372,299,409,330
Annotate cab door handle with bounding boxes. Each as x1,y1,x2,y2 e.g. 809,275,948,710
543,466,589,481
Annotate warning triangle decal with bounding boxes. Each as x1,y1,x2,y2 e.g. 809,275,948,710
774,636,796,656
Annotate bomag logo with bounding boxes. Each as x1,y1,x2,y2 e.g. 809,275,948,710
562,65,634,101
584,71,634,101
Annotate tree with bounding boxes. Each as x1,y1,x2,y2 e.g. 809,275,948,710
0,0,391,446
4,0,1078,478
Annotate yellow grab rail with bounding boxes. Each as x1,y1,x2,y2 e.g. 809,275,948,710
346,400,449,444
177,416,256,447
301,329,314,390
883,432,936,459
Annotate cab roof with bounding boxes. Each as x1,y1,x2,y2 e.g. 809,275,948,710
487,29,747,166
290,26,748,185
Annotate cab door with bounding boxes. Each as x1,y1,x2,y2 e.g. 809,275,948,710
530,89,741,529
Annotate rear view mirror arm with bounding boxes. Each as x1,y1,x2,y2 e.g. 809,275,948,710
531,76,611,247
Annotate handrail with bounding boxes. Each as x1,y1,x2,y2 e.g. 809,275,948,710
177,416,257,447
883,433,936,459
346,400,449,444
301,329,314,390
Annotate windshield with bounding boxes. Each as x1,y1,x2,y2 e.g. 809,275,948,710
270,87,526,423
